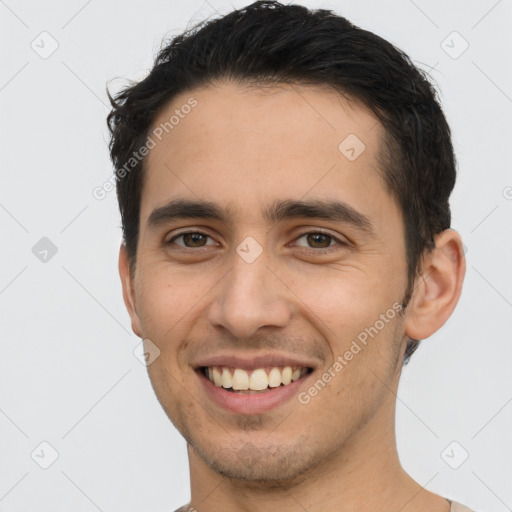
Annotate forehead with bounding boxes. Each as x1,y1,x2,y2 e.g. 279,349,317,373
141,81,398,231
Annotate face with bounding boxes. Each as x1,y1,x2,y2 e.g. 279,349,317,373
122,82,412,482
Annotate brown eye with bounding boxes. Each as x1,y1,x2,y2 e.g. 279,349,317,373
295,231,349,255
294,231,345,251
305,232,333,248
168,231,215,248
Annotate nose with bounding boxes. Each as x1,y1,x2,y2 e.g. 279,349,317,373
207,247,291,339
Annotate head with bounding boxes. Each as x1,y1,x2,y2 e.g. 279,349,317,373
108,1,465,485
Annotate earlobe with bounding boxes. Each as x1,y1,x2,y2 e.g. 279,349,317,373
118,244,143,338
404,229,466,341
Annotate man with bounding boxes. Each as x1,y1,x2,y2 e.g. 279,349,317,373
107,1,473,510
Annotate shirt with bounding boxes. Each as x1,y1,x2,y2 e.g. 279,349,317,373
450,500,477,512
174,498,477,511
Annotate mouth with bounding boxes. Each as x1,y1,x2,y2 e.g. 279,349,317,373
193,354,318,413
200,365,313,393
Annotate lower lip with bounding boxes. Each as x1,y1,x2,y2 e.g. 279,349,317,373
197,369,311,414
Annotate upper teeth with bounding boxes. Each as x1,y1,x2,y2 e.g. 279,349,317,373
206,366,308,391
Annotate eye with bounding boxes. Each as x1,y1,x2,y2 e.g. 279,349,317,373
165,229,347,252
167,231,217,248
293,230,347,252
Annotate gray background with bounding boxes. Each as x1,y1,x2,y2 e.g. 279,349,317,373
0,0,511,510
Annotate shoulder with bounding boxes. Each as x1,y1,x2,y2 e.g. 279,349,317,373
173,506,192,512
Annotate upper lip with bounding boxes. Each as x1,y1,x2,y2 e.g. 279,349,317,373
193,353,319,371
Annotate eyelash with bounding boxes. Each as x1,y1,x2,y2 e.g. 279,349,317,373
166,230,347,253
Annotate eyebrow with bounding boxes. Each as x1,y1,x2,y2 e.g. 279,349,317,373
146,198,376,236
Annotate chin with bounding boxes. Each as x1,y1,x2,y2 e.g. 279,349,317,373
188,434,321,486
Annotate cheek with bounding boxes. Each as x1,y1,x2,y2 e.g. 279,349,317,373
289,268,386,331
136,265,192,325
134,273,183,357
134,266,216,358
288,268,402,373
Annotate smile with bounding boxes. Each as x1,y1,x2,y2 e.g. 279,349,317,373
201,366,312,393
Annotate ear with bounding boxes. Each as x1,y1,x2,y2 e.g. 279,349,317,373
404,229,466,340
118,244,143,338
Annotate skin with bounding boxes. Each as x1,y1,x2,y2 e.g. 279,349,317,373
119,81,466,511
